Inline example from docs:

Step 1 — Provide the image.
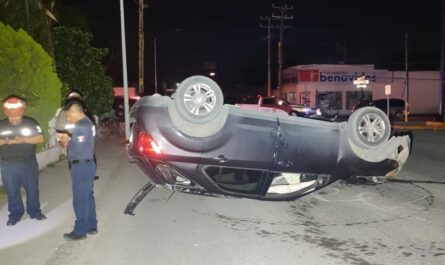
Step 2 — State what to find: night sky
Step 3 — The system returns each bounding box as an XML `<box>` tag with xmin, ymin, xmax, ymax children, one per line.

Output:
<box><xmin>77</xmin><ymin>0</ymin><xmax>442</xmax><ymax>95</ymax></box>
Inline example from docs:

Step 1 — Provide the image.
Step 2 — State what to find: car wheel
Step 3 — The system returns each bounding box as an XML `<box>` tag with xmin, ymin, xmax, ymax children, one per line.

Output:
<box><xmin>174</xmin><ymin>75</ymin><xmax>224</xmax><ymax>123</ymax></box>
<box><xmin>290</xmin><ymin>111</ymin><xmax>300</xmax><ymax>117</ymax></box>
<box><xmin>348</xmin><ymin>106</ymin><xmax>391</xmax><ymax>149</ymax></box>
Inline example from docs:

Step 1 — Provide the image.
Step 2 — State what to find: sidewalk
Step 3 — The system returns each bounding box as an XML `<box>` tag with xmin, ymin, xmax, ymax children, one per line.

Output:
<box><xmin>0</xmin><ymin>137</ymin><xmax>130</xmax><ymax>254</ymax></box>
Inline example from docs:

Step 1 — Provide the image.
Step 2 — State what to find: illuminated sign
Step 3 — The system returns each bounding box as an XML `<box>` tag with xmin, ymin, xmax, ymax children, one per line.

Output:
<box><xmin>296</xmin><ymin>69</ymin><xmax>378</xmax><ymax>83</ymax></box>
<box><xmin>320</xmin><ymin>71</ymin><xmax>376</xmax><ymax>83</ymax></box>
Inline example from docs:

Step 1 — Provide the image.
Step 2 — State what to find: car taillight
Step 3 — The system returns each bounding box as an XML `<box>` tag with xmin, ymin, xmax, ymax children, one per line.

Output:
<box><xmin>138</xmin><ymin>132</ymin><xmax>162</xmax><ymax>156</ymax></box>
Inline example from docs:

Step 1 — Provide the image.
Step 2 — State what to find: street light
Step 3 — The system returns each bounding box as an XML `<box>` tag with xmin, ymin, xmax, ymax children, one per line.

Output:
<box><xmin>153</xmin><ymin>29</ymin><xmax>182</xmax><ymax>94</ymax></box>
<box><xmin>353</xmin><ymin>76</ymin><xmax>369</xmax><ymax>104</ymax></box>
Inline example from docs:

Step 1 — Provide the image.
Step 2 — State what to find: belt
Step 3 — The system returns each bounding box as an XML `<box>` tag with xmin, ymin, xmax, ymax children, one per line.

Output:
<box><xmin>70</xmin><ymin>159</ymin><xmax>93</xmax><ymax>165</ymax></box>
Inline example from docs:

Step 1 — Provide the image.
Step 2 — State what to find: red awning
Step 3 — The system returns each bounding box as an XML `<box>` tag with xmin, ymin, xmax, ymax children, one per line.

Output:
<box><xmin>113</xmin><ymin>87</ymin><xmax>138</xmax><ymax>98</ymax></box>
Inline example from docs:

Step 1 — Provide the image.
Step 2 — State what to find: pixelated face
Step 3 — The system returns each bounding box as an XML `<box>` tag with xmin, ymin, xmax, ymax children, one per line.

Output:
<box><xmin>66</xmin><ymin>104</ymin><xmax>83</xmax><ymax>124</ymax></box>
<box><xmin>66</xmin><ymin>106</ymin><xmax>77</xmax><ymax>124</ymax></box>
<box><xmin>8</xmin><ymin>115</ymin><xmax>22</xmax><ymax>126</ymax></box>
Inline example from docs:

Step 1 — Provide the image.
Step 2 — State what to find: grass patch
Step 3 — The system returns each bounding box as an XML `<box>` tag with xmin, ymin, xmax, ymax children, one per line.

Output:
<box><xmin>0</xmin><ymin>186</ymin><xmax>5</xmax><ymax>196</ymax></box>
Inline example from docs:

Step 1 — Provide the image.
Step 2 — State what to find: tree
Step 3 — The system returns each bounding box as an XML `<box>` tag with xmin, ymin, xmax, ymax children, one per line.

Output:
<box><xmin>0</xmin><ymin>0</ymin><xmax>57</xmax><ymax>56</ymax></box>
<box><xmin>0</xmin><ymin>21</ymin><xmax>62</xmax><ymax>148</ymax></box>
<box><xmin>54</xmin><ymin>26</ymin><xmax>113</xmax><ymax>116</ymax></box>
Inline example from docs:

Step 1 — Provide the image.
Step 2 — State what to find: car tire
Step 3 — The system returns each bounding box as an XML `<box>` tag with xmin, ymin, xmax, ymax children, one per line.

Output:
<box><xmin>290</xmin><ymin>111</ymin><xmax>300</xmax><ymax>117</ymax></box>
<box><xmin>348</xmin><ymin>106</ymin><xmax>391</xmax><ymax>149</ymax></box>
<box><xmin>173</xmin><ymin>75</ymin><xmax>224</xmax><ymax>124</ymax></box>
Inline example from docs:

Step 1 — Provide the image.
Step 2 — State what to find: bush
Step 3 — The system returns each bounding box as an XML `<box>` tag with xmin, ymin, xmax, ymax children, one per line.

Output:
<box><xmin>0</xmin><ymin>21</ymin><xmax>62</xmax><ymax>150</ymax></box>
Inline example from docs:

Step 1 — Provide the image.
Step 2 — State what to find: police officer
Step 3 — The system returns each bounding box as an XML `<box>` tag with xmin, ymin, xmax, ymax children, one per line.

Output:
<box><xmin>54</xmin><ymin>90</ymin><xmax>93</xmax><ymax>145</ymax></box>
<box><xmin>62</xmin><ymin>99</ymin><xmax>97</xmax><ymax>240</ymax></box>
<box><xmin>0</xmin><ymin>96</ymin><xmax>46</xmax><ymax>226</ymax></box>
<box><xmin>54</xmin><ymin>90</ymin><xmax>99</xmax><ymax>180</ymax></box>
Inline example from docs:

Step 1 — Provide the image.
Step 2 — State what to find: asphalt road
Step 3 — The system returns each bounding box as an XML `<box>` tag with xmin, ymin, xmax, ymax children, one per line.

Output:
<box><xmin>0</xmin><ymin>131</ymin><xmax>444</xmax><ymax>265</ymax></box>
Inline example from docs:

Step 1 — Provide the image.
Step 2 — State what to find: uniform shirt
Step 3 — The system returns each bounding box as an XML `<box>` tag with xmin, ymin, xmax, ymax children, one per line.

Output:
<box><xmin>55</xmin><ymin>109</ymin><xmax>96</xmax><ymax>136</ymax></box>
<box><xmin>0</xmin><ymin>117</ymin><xmax>43</xmax><ymax>160</ymax></box>
<box><xmin>55</xmin><ymin>110</ymin><xmax>74</xmax><ymax>135</ymax></box>
<box><xmin>67</xmin><ymin>117</ymin><xmax>95</xmax><ymax>161</ymax></box>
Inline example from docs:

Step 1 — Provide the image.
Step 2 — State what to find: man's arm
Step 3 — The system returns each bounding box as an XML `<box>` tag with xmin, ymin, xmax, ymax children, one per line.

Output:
<box><xmin>6</xmin><ymin>135</ymin><xmax>44</xmax><ymax>145</ymax></box>
<box><xmin>23</xmin><ymin>134</ymin><xmax>44</xmax><ymax>144</ymax></box>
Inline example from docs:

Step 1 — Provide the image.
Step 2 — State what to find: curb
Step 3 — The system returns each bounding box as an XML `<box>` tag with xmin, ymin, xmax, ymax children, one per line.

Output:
<box><xmin>426</xmin><ymin>121</ymin><xmax>445</xmax><ymax>126</ymax></box>
<box><xmin>393</xmin><ymin>120</ymin><xmax>445</xmax><ymax>131</ymax></box>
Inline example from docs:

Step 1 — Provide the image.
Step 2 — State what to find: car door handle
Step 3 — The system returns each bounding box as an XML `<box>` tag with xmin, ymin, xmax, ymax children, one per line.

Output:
<box><xmin>277</xmin><ymin>160</ymin><xmax>293</xmax><ymax>167</ymax></box>
<box><xmin>212</xmin><ymin>155</ymin><xmax>229</xmax><ymax>163</ymax></box>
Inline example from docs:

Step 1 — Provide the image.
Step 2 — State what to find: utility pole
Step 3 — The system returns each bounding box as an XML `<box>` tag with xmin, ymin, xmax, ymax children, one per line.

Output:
<box><xmin>441</xmin><ymin>0</ymin><xmax>445</xmax><ymax>121</ymax></box>
<box><xmin>154</xmin><ymin>38</ymin><xmax>158</xmax><ymax>94</ymax></box>
<box><xmin>119</xmin><ymin>0</ymin><xmax>130</xmax><ymax>140</ymax></box>
<box><xmin>260</xmin><ymin>16</ymin><xmax>279</xmax><ymax>97</ymax></box>
<box><xmin>272</xmin><ymin>4</ymin><xmax>294</xmax><ymax>97</ymax></box>
<box><xmin>335</xmin><ymin>40</ymin><xmax>347</xmax><ymax>64</ymax></box>
<box><xmin>138</xmin><ymin>0</ymin><xmax>148</xmax><ymax>95</ymax></box>
<box><xmin>404</xmin><ymin>32</ymin><xmax>409</xmax><ymax>122</ymax></box>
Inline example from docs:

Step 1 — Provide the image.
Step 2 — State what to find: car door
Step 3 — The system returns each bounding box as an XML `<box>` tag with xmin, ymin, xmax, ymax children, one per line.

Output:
<box><xmin>199</xmin><ymin>110</ymin><xmax>279</xmax><ymax>170</ymax></box>
<box><xmin>272</xmin><ymin>115</ymin><xmax>341</xmax><ymax>174</ymax></box>
<box><xmin>196</xmin><ymin>110</ymin><xmax>280</xmax><ymax>197</ymax></box>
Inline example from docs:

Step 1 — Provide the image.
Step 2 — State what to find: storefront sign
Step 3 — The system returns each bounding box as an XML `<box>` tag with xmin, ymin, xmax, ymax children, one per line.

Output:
<box><xmin>296</xmin><ymin>69</ymin><xmax>377</xmax><ymax>83</ymax></box>
<box><xmin>320</xmin><ymin>71</ymin><xmax>377</xmax><ymax>83</ymax></box>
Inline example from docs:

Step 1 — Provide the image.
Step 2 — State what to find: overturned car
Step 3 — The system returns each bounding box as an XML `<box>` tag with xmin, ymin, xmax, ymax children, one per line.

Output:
<box><xmin>127</xmin><ymin>76</ymin><xmax>412</xmax><ymax>201</ymax></box>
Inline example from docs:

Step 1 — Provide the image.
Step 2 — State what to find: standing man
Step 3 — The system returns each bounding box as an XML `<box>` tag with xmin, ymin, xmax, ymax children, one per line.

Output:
<box><xmin>54</xmin><ymin>90</ymin><xmax>99</xmax><ymax>180</ymax></box>
<box><xmin>63</xmin><ymin>99</ymin><xmax>97</xmax><ymax>240</ymax></box>
<box><xmin>0</xmin><ymin>96</ymin><xmax>46</xmax><ymax>226</ymax></box>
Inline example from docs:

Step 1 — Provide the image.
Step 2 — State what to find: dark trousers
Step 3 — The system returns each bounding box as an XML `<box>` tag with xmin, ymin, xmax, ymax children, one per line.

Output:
<box><xmin>70</xmin><ymin>160</ymin><xmax>97</xmax><ymax>235</ymax></box>
<box><xmin>1</xmin><ymin>157</ymin><xmax>42</xmax><ymax>221</ymax></box>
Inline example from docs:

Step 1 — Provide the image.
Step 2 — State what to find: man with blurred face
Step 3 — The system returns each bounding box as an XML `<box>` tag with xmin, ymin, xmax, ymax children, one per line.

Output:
<box><xmin>62</xmin><ymin>99</ymin><xmax>97</xmax><ymax>240</ymax></box>
<box><xmin>54</xmin><ymin>90</ymin><xmax>99</xmax><ymax>180</ymax></box>
<box><xmin>0</xmin><ymin>96</ymin><xmax>46</xmax><ymax>226</ymax></box>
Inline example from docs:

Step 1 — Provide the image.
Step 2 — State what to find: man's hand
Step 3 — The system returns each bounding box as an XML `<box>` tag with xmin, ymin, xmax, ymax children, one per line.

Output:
<box><xmin>6</xmin><ymin>136</ymin><xmax>25</xmax><ymax>145</ymax></box>
<box><xmin>57</xmin><ymin>133</ymin><xmax>71</xmax><ymax>149</ymax></box>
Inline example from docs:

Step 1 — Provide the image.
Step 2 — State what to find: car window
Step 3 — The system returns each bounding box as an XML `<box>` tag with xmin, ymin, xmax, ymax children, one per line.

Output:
<box><xmin>374</xmin><ymin>100</ymin><xmax>386</xmax><ymax>108</ymax></box>
<box><xmin>205</xmin><ymin>166</ymin><xmax>264</xmax><ymax>194</ymax></box>
<box><xmin>266</xmin><ymin>172</ymin><xmax>319</xmax><ymax>196</ymax></box>
<box><xmin>372</xmin><ymin>99</ymin><xmax>405</xmax><ymax>108</ymax></box>
<box><xmin>390</xmin><ymin>99</ymin><xmax>405</xmax><ymax>107</ymax></box>
<box><xmin>262</xmin><ymin>98</ymin><xmax>275</xmax><ymax>105</ymax></box>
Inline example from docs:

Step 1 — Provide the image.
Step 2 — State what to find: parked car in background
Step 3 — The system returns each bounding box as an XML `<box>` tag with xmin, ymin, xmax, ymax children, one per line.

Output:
<box><xmin>258</xmin><ymin>97</ymin><xmax>319</xmax><ymax>117</ymax></box>
<box><xmin>127</xmin><ymin>76</ymin><xmax>412</xmax><ymax>201</ymax></box>
<box><xmin>354</xmin><ymin>98</ymin><xmax>407</xmax><ymax>121</ymax></box>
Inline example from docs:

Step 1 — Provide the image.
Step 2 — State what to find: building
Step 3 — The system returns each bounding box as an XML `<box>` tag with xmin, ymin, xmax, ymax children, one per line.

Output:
<box><xmin>281</xmin><ymin>64</ymin><xmax>440</xmax><ymax>115</ymax></box>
